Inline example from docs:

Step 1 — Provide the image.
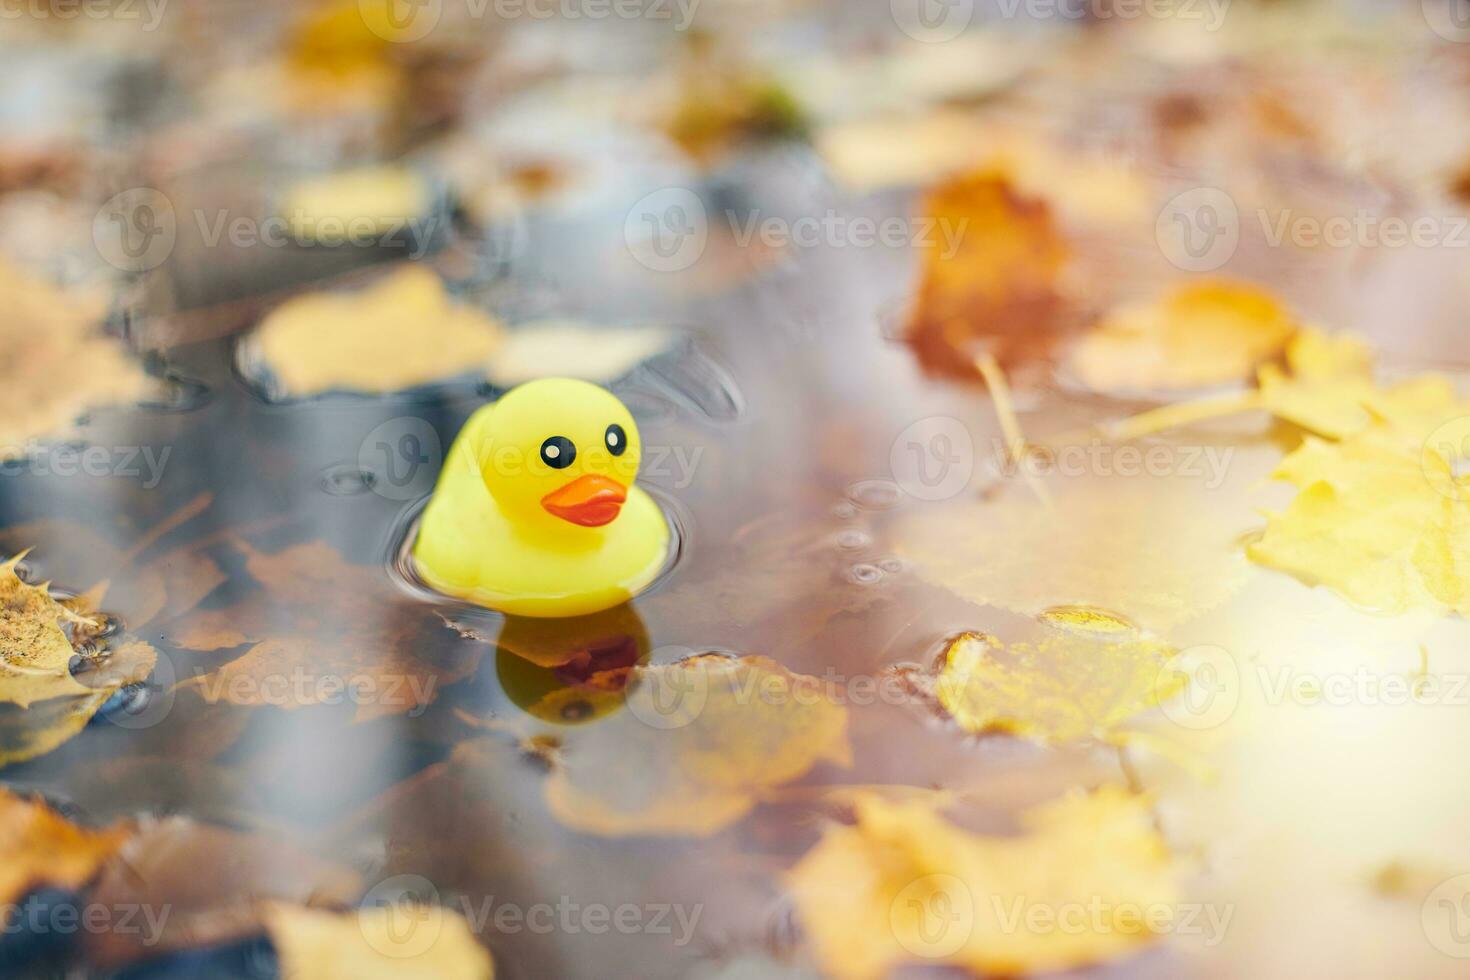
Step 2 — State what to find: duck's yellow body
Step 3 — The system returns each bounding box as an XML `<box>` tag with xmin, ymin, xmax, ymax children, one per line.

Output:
<box><xmin>413</xmin><ymin>378</ymin><xmax>671</xmax><ymax>618</ymax></box>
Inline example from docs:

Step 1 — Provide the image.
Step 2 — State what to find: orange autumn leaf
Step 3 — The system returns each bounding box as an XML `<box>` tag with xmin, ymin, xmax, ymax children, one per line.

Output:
<box><xmin>1069</xmin><ymin>280</ymin><xmax>1298</xmax><ymax>392</ymax></box>
<box><xmin>787</xmin><ymin>786</ymin><xmax>1176</xmax><ymax>980</ymax></box>
<box><xmin>0</xmin><ymin>788</ymin><xmax>133</xmax><ymax>911</ymax></box>
<box><xmin>544</xmin><ymin>655</ymin><xmax>850</xmax><ymax>837</ymax></box>
<box><xmin>905</xmin><ymin>170</ymin><xmax>1071</xmax><ymax>376</ymax></box>
<box><xmin>172</xmin><ymin>540</ymin><xmax>480</xmax><ymax>721</ymax></box>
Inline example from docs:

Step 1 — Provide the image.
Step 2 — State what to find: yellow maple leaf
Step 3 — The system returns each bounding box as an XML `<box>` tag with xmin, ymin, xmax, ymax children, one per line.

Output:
<box><xmin>0</xmin><ymin>555</ymin><xmax>157</xmax><ymax>767</ymax></box>
<box><xmin>787</xmin><ymin>785</ymin><xmax>1176</xmax><ymax>980</ymax></box>
<box><xmin>1070</xmin><ymin>279</ymin><xmax>1298</xmax><ymax>392</ymax></box>
<box><xmin>544</xmin><ymin>655</ymin><xmax>850</xmax><ymax>837</ymax></box>
<box><xmin>1248</xmin><ymin>427</ymin><xmax>1470</xmax><ymax>615</ymax></box>
<box><xmin>935</xmin><ymin>629</ymin><xmax>1186</xmax><ymax>744</ymax></box>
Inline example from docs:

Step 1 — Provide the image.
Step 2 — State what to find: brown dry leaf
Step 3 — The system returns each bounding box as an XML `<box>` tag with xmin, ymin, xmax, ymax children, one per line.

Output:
<box><xmin>1070</xmin><ymin>280</ymin><xmax>1298</xmax><ymax>392</ymax></box>
<box><xmin>0</xmin><ymin>554</ymin><xmax>158</xmax><ymax>767</ymax></box>
<box><xmin>544</xmin><ymin>655</ymin><xmax>850</xmax><ymax>837</ymax></box>
<box><xmin>248</xmin><ymin>266</ymin><xmax>504</xmax><ymax>397</ymax></box>
<box><xmin>0</xmin><ymin>257</ymin><xmax>154</xmax><ymax>457</ymax></box>
<box><xmin>263</xmin><ymin>901</ymin><xmax>494</xmax><ymax>980</ymax></box>
<box><xmin>84</xmin><ymin>817</ymin><xmax>363</xmax><ymax>970</ymax></box>
<box><xmin>0</xmin><ymin>788</ymin><xmax>133</xmax><ymax>910</ymax></box>
<box><xmin>935</xmin><ymin>629</ymin><xmax>1185</xmax><ymax>744</ymax></box>
<box><xmin>905</xmin><ymin>169</ymin><xmax>1072</xmax><ymax>376</ymax></box>
<box><xmin>787</xmin><ymin>785</ymin><xmax>1176</xmax><ymax>980</ymax></box>
<box><xmin>172</xmin><ymin>540</ymin><xmax>479</xmax><ymax>721</ymax></box>
<box><xmin>894</xmin><ymin>475</ymin><xmax>1252</xmax><ymax>631</ymax></box>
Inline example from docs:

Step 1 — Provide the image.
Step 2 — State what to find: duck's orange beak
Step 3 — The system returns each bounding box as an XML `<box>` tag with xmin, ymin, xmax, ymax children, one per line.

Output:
<box><xmin>541</xmin><ymin>474</ymin><xmax>627</xmax><ymax>527</ymax></box>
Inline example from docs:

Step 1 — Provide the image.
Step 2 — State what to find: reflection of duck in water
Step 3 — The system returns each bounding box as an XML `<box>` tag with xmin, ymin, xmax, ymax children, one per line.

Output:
<box><xmin>495</xmin><ymin>604</ymin><xmax>650</xmax><ymax>725</ymax></box>
<box><xmin>413</xmin><ymin>378</ymin><xmax>671</xmax><ymax>617</ymax></box>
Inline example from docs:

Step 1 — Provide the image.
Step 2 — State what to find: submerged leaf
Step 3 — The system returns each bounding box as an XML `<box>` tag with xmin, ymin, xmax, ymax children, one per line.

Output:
<box><xmin>263</xmin><ymin>902</ymin><xmax>494</xmax><ymax>980</ymax></box>
<box><xmin>0</xmin><ymin>788</ymin><xmax>132</xmax><ymax>911</ymax></box>
<box><xmin>905</xmin><ymin>169</ymin><xmax>1071</xmax><ymax>376</ymax></box>
<box><xmin>1070</xmin><ymin>280</ymin><xmax>1297</xmax><ymax>392</ymax></box>
<box><xmin>544</xmin><ymin>655</ymin><xmax>850</xmax><ymax>837</ymax></box>
<box><xmin>935</xmin><ymin>630</ymin><xmax>1184</xmax><ymax>744</ymax></box>
<box><xmin>787</xmin><ymin>786</ymin><xmax>1176</xmax><ymax>980</ymax></box>
<box><xmin>248</xmin><ymin>266</ymin><xmax>504</xmax><ymax>397</ymax></box>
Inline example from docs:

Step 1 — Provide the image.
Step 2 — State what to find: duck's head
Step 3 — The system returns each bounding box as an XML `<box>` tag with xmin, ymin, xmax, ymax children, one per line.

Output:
<box><xmin>475</xmin><ymin>378</ymin><xmax>643</xmax><ymax>532</ymax></box>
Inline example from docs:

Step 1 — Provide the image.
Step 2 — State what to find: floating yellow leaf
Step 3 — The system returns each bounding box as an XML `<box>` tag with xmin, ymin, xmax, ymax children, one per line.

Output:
<box><xmin>905</xmin><ymin>169</ymin><xmax>1071</xmax><ymax>376</ymax></box>
<box><xmin>0</xmin><ymin>555</ymin><xmax>158</xmax><ymax>767</ymax></box>
<box><xmin>895</xmin><ymin>475</ymin><xmax>1253</xmax><ymax>631</ymax></box>
<box><xmin>787</xmin><ymin>786</ymin><xmax>1176</xmax><ymax>980</ymax></box>
<box><xmin>544</xmin><ymin>655</ymin><xmax>850</xmax><ymax>837</ymax></box>
<box><xmin>263</xmin><ymin>902</ymin><xmax>494</xmax><ymax>980</ymax></box>
<box><xmin>936</xmin><ymin>630</ymin><xmax>1184</xmax><ymax>744</ymax></box>
<box><xmin>279</xmin><ymin>165</ymin><xmax>432</xmax><ymax>241</ymax></box>
<box><xmin>0</xmin><ymin>788</ymin><xmax>133</xmax><ymax>910</ymax></box>
<box><xmin>1248</xmin><ymin>426</ymin><xmax>1470</xmax><ymax>615</ymax></box>
<box><xmin>0</xmin><ymin>258</ymin><xmax>153</xmax><ymax>458</ymax></box>
<box><xmin>485</xmin><ymin>322</ymin><xmax>674</xmax><ymax>387</ymax></box>
<box><xmin>247</xmin><ymin>266</ymin><xmax>504</xmax><ymax>397</ymax></box>
<box><xmin>1070</xmin><ymin>280</ymin><xmax>1297</xmax><ymax>392</ymax></box>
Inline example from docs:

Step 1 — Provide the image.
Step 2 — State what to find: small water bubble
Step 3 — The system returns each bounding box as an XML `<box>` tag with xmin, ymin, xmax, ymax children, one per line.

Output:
<box><xmin>12</xmin><ymin>559</ymin><xmax>32</xmax><ymax>582</ymax></box>
<box><xmin>848</xmin><ymin>563</ymin><xmax>885</xmax><ymax>585</ymax></box>
<box><xmin>95</xmin><ymin>614</ymin><xmax>123</xmax><ymax>638</ymax></box>
<box><xmin>848</xmin><ymin>480</ymin><xmax>901</xmax><ymax>510</ymax></box>
<box><xmin>879</xmin><ymin>558</ymin><xmax>904</xmax><ymax>574</ymax></box>
<box><xmin>832</xmin><ymin>501</ymin><xmax>858</xmax><ymax>520</ymax></box>
<box><xmin>320</xmin><ymin>465</ymin><xmax>376</xmax><ymax>496</ymax></box>
<box><xmin>560</xmin><ymin>700</ymin><xmax>594</xmax><ymax>722</ymax></box>
<box><xmin>834</xmin><ymin>529</ymin><xmax>871</xmax><ymax>551</ymax></box>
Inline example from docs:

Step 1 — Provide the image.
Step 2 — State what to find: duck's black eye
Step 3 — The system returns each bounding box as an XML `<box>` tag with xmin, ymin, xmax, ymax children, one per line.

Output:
<box><xmin>540</xmin><ymin>436</ymin><xmax>576</xmax><ymax>469</ymax></box>
<box><xmin>605</xmin><ymin>424</ymin><xmax>627</xmax><ymax>457</ymax></box>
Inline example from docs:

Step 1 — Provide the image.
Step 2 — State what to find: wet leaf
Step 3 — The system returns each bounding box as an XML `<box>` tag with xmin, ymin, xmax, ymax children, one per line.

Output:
<box><xmin>172</xmin><ymin>540</ymin><xmax>479</xmax><ymax>721</ymax></box>
<box><xmin>787</xmin><ymin>785</ymin><xmax>1175</xmax><ymax>980</ymax></box>
<box><xmin>895</xmin><ymin>475</ymin><xmax>1253</xmax><ymax>631</ymax></box>
<box><xmin>0</xmin><ymin>258</ymin><xmax>154</xmax><ymax>457</ymax></box>
<box><xmin>905</xmin><ymin>169</ymin><xmax>1072</xmax><ymax>376</ymax></box>
<box><xmin>279</xmin><ymin>165</ymin><xmax>432</xmax><ymax>242</ymax></box>
<box><xmin>1248</xmin><ymin>426</ymin><xmax>1470</xmax><ymax>615</ymax></box>
<box><xmin>263</xmin><ymin>901</ymin><xmax>494</xmax><ymax>980</ymax></box>
<box><xmin>0</xmin><ymin>788</ymin><xmax>132</xmax><ymax>909</ymax></box>
<box><xmin>544</xmin><ymin>655</ymin><xmax>850</xmax><ymax>837</ymax></box>
<box><xmin>666</xmin><ymin>67</ymin><xmax>807</xmax><ymax>162</ymax></box>
<box><xmin>0</xmin><ymin>554</ymin><xmax>158</xmax><ymax>767</ymax></box>
<box><xmin>84</xmin><ymin>817</ymin><xmax>363</xmax><ymax>970</ymax></box>
<box><xmin>247</xmin><ymin>266</ymin><xmax>504</xmax><ymax>397</ymax></box>
<box><xmin>1070</xmin><ymin>280</ymin><xmax>1298</xmax><ymax>392</ymax></box>
<box><xmin>935</xmin><ymin>629</ymin><xmax>1185</xmax><ymax>744</ymax></box>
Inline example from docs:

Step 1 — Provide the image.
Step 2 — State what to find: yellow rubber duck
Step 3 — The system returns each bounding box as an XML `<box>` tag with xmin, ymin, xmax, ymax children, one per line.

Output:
<box><xmin>413</xmin><ymin>378</ymin><xmax>672</xmax><ymax>617</ymax></box>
